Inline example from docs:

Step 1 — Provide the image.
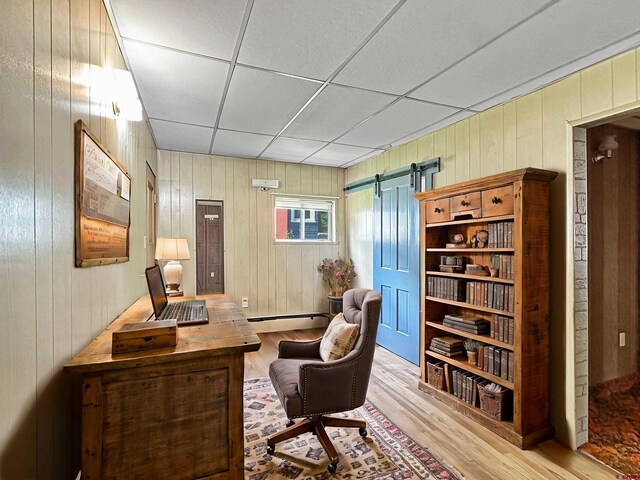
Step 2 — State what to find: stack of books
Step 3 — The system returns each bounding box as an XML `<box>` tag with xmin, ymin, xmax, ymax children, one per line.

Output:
<box><xmin>466</xmin><ymin>282</ymin><xmax>514</xmax><ymax>313</ymax></box>
<box><xmin>442</xmin><ymin>314</ymin><xmax>489</xmax><ymax>334</ymax></box>
<box><xmin>429</xmin><ymin>336</ymin><xmax>464</xmax><ymax>357</ymax></box>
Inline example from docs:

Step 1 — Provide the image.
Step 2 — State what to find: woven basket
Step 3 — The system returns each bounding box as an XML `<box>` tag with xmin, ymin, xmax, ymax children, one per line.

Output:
<box><xmin>427</xmin><ymin>361</ymin><xmax>446</xmax><ymax>390</ymax></box>
<box><xmin>478</xmin><ymin>384</ymin><xmax>512</xmax><ymax>421</ymax></box>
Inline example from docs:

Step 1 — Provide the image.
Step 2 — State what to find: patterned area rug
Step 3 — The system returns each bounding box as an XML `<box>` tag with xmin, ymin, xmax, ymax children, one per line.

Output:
<box><xmin>581</xmin><ymin>376</ymin><xmax>640</xmax><ymax>474</ymax></box>
<box><xmin>244</xmin><ymin>378</ymin><xmax>461</xmax><ymax>479</ymax></box>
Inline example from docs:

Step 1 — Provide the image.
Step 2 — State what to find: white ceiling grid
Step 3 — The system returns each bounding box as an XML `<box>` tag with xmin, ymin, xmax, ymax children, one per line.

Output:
<box><xmin>108</xmin><ymin>0</ymin><xmax>640</xmax><ymax>168</ymax></box>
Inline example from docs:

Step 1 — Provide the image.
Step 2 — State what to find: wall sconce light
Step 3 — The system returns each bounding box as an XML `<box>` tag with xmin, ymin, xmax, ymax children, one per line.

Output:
<box><xmin>591</xmin><ymin>134</ymin><xmax>619</xmax><ymax>163</ymax></box>
<box><xmin>111</xmin><ymin>69</ymin><xmax>143</xmax><ymax>122</ymax></box>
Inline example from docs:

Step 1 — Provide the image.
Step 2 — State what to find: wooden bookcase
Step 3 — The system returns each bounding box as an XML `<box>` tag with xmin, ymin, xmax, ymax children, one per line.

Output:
<box><xmin>413</xmin><ymin>168</ymin><xmax>557</xmax><ymax>449</ymax></box>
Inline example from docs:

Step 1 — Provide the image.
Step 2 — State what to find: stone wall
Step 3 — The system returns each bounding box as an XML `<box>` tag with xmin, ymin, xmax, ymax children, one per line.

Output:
<box><xmin>573</xmin><ymin>126</ymin><xmax>588</xmax><ymax>447</ymax></box>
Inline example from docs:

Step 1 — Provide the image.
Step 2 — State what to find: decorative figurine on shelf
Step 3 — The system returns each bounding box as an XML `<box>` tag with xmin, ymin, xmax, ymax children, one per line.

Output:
<box><xmin>470</xmin><ymin>229</ymin><xmax>489</xmax><ymax>248</ymax></box>
<box><xmin>446</xmin><ymin>233</ymin><xmax>468</xmax><ymax>249</ymax></box>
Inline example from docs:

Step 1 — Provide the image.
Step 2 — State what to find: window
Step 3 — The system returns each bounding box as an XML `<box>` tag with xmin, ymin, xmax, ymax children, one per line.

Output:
<box><xmin>275</xmin><ymin>196</ymin><xmax>335</xmax><ymax>242</ymax></box>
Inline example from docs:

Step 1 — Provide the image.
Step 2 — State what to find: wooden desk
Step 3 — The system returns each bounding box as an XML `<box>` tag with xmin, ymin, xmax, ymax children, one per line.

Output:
<box><xmin>65</xmin><ymin>295</ymin><xmax>261</xmax><ymax>480</ymax></box>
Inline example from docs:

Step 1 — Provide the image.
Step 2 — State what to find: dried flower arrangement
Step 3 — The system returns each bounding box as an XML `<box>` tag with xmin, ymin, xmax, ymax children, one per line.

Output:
<box><xmin>317</xmin><ymin>257</ymin><xmax>356</xmax><ymax>297</ymax></box>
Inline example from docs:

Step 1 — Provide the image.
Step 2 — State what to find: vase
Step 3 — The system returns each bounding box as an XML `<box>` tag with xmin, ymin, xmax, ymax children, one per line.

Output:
<box><xmin>327</xmin><ymin>295</ymin><xmax>343</xmax><ymax>315</ymax></box>
<box><xmin>467</xmin><ymin>351</ymin><xmax>478</xmax><ymax>365</ymax></box>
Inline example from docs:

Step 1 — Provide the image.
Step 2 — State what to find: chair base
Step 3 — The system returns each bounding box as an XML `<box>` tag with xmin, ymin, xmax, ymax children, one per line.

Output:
<box><xmin>266</xmin><ymin>416</ymin><xmax>368</xmax><ymax>472</ymax></box>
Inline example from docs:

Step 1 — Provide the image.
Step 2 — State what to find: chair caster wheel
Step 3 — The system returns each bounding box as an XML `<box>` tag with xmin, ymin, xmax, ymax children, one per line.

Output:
<box><xmin>286</xmin><ymin>419</ymin><xmax>294</xmax><ymax>427</ymax></box>
<box><xmin>266</xmin><ymin>445</ymin><xmax>275</xmax><ymax>455</ymax></box>
<box><xmin>359</xmin><ymin>427</ymin><xmax>368</xmax><ymax>438</ymax></box>
<box><xmin>328</xmin><ymin>462</ymin><xmax>337</xmax><ymax>473</ymax></box>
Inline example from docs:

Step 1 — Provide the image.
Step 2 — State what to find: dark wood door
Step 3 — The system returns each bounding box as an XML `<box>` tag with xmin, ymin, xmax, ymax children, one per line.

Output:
<box><xmin>196</xmin><ymin>200</ymin><xmax>224</xmax><ymax>294</ymax></box>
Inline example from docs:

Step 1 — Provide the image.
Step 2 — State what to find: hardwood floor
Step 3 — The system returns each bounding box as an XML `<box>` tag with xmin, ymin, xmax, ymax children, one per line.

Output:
<box><xmin>244</xmin><ymin>329</ymin><xmax>618</xmax><ymax>480</ymax></box>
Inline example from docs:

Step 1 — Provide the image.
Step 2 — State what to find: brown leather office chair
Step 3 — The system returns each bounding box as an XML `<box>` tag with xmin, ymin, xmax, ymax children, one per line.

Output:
<box><xmin>266</xmin><ymin>288</ymin><xmax>382</xmax><ymax>473</ymax></box>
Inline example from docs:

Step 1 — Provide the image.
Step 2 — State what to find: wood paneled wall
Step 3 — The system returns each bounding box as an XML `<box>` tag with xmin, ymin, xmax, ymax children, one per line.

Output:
<box><xmin>0</xmin><ymin>1</ymin><xmax>157</xmax><ymax>478</ymax></box>
<box><xmin>345</xmin><ymin>49</ymin><xmax>640</xmax><ymax>447</ymax></box>
<box><xmin>157</xmin><ymin>150</ymin><xmax>345</xmax><ymax>323</ymax></box>
<box><xmin>587</xmin><ymin>125</ymin><xmax>639</xmax><ymax>385</ymax></box>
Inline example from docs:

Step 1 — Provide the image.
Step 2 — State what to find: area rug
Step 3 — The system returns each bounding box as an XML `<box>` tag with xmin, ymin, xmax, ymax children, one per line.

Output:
<box><xmin>244</xmin><ymin>377</ymin><xmax>461</xmax><ymax>479</ymax></box>
<box><xmin>581</xmin><ymin>376</ymin><xmax>640</xmax><ymax>474</ymax></box>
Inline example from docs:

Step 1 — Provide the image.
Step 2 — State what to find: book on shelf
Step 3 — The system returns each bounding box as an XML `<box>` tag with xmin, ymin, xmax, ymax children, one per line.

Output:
<box><xmin>488</xmin><ymin>347</ymin><xmax>494</xmax><ymax>374</ymax></box>
<box><xmin>508</xmin><ymin>318</ymin><xmax>514</xmax><ymax>344</ymax></box>
<box><xmin>442</xmin><ymin>320</ymin><xmax>489</xmax><ymax>334</ymax></box>
<box><xmin>501</xmin><ymin>351</ymin><xmax>509</xmax><ymax>380</ymax></box>
<box><xmin>430</xmin><ymin>346</ymin><xmax>463</xmax><ymax>357</ymax></box>
<box><xmin>431</xmin><ymin>336</ymin><xmax>463</xmax><ymax>348</ymax></box>
<box><xmin>444</xmin><ymin>314</ymin><xmax>484</xmax><ymax>325</ymax></box>
<box><xmin>507</xmin><ymin>352</ymin><xmax>514</xmax><ymax>383</ymax></box>
<box><xmin>444</xmin><ymin>363</ymin><xmax>452</xmax><ymax>393</ymax></box>
<box><xmin>477</xmin><ymin>346</ymin><xmax>484</xmax><ymax>370</ymax></box>
<box><xmin>493</xmin><ymin>348</ymin><xmax>501</xmax><ymax>376</ymax></box>
<box><xmin>483</xmin><ymin>346</ymin><xmax>489</xmax><ymax>372</ymax></box>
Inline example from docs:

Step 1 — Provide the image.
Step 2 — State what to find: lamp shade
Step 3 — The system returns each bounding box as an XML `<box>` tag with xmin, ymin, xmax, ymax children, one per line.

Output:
<box><xmin>155</xmin><ymin>238</ymin><xmax>190</xmax><ymax>261</ymax></box>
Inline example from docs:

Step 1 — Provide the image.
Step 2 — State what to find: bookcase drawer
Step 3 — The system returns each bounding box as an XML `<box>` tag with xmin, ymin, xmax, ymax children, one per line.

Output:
<box><xmin>426</xmin><ymin>198</ymin><xmax>450</xmax><ymax>224</ymax></box>
<box><xmin>450</xmin><ymin>191</ymin><xmax>481</xmax><ymax>219</ymax></box>
<box><xmin>482</xmin><ymin>185</ymin><xmax>514</xmax><ymax>217</ymax></box>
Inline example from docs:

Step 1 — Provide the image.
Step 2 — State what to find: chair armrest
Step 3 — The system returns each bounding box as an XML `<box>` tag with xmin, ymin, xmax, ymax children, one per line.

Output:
<box><xmin>278</xmin><ymin>338</ymin><xmax>322</xmax><ymax>359</ymax></box>
<box><xmin>298</xmin><ymin>350</ymin><xmax>360</xmax><ymax>415</ymax></box>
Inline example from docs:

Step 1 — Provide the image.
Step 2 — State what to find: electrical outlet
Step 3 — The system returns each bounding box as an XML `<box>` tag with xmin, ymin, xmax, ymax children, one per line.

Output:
<box><xmin>619</xmin><ymin>332</ymin><xmax>626</xmax><ymax>347</ymax></box>
<box><xmin>242</xmin><ymin>297</ymin><xmax>249</xmax><ymax>308</ymax></box>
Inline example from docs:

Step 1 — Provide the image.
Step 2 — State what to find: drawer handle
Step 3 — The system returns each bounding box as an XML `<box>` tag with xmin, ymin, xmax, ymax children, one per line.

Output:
<box><xmin>434</xmin><ymin>207</ymin><xmax>443</xmax><ymax>213</ymax></box>
<box><xmin>491</xmin><ymin>196</ymin><xmax>502</xmax><ymax>205</ymax></box>
<box><xmin>460</xmin><ymin>200</ymin><xmax>470</xmax><ymax>207</ymax></box>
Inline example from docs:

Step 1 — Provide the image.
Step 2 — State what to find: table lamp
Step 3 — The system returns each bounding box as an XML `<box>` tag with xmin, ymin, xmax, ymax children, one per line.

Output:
<box><xmin>155</xmin><ymin>238</ymin><xmax>190</xmax><ymax>296</ymax></box>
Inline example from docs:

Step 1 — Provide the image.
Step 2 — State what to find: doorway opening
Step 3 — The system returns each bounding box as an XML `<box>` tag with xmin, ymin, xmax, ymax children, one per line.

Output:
<box><xmin>196</xmin><ymin>200</ymin><xmax>224</xmax><ymax>295</ymax></box>
<box><xmin>576</xmin><ymin>117</ymin><xmax>640</xmax><ymax>474</ymax></box>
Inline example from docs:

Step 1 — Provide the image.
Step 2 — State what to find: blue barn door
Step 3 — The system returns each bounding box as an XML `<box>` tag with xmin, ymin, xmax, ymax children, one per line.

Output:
<box><xmin>373</xmin><ymin>175</ymin><xmax>420</xmax><ymax>365</ymax></box>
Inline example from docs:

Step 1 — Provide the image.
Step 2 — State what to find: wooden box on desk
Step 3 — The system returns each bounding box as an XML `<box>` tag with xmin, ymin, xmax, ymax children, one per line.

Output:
<box><xmin>112</xmin><ymin>319</ymin><xmax>177</xmax><ymax>354</ymax></box>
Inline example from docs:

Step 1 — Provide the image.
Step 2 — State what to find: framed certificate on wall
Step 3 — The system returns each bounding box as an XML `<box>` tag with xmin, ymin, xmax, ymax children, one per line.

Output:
<box><xmin>74</xmin><ymin>120</ymin><xmax>131</xmax><ymax>267</ymax></box>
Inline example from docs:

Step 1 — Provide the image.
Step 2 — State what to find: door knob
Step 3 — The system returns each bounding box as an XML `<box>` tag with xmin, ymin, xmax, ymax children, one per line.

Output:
<box><xmin>434</xmin><ymin>207</ymin><xmax>442</xmax><ymax>213</ymax></box>
<box><xmin>460</xmin><ymin>200</ymin><xmax>470</xmax><ymax>207</ymax></box>
<box><xmin>491</xmin><ymin>196</ymin><xmax>501</xmax><ymax>204</ymax></box>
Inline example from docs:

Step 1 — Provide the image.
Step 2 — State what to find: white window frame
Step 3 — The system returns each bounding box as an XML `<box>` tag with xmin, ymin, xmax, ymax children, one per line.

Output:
<box><xmin>274</xmin><ymin>195</ymin><xmax>336</xmax><ymax>243</ymax></box>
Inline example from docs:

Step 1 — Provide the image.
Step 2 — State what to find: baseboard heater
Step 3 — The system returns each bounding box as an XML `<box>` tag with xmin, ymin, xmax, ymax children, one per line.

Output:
<box><xmin>247</xmin><ymin>312</ymin><xmax>330</xmax><ymax>322</ymax></box>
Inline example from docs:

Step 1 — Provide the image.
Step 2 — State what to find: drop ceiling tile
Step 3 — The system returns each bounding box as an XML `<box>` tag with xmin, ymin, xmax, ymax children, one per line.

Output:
<box><xmin>337</xmin><ymin>99</ymin><xmax>459</xmax><ymax>148</ymax></box>
<box><xmin>283</xmin><ymin>84</ymin><xmax>396</xmax><ymax>141</ymax></box>
<box><xmin>261</xmin><ymin>137</ymin><xmax>327</xmax><ymax>162</ymax></box>
<box><xmin>212</xmin><ymin>129</ymin><xmax>274</xmax><ymax>158</ymax></box>
<box><xmin>335</xmin><ymin>0</ymin><xmax>552</xmax><ymax>95</ymax></box>
<box><xmin>124</xmin><ymin>40</ymin><xmax>228</xmax><ymax>127</ymax></box>
<box><xmin>237</xmin><ymin>0</ymin><xmax>398</xmax><ymax>79</ymax></box>
<box><xmin>411</xmin><ymin>0</ymin><xmax>640</xmax><ymax>109</ymax></box>
<box><xmin>304</xmin><ymin>144</ymin><xmax>374</xmax><ymax>166</ymax></box>
<box><xmin>391</xmin><ymin>110</ymin><xmax>476</xmax><ymax>146</ymax></box>
<box><xmin>150</xmin><ymin>119</ymin><xmax>213</xmax><ymax>154</ymax></box>
<box><xmin>219</xmin><ymin>66</ymin><xmax>320</xmax><ymax>135</ymax></box>
<box><xmin>110</xmin><ymin>0</ymin><xmax>246</xmax><ymax>60</ymax></box>
<box><xmin>341</xmin><ymin>149</ymin><xmax>385</xmax><ymax>168</ymax></box>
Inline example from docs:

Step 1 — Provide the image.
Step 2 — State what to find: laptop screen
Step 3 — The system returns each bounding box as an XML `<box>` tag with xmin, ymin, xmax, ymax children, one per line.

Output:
<box><xmin>145</xmin><ymin>265</ymin><xmax>167</xmax><ymax>318</ymax></box>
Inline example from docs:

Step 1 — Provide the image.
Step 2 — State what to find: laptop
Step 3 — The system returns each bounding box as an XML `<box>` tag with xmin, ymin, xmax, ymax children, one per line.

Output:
<box><xmin>145</xmin><ymin>265</ymin><xmax>209</xmax><ymax>326</ymax></box>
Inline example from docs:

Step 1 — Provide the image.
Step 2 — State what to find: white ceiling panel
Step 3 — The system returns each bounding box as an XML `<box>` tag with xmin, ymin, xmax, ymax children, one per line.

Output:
<box><xmin>110</xmin><ymin>0</ymin><xmax>246</xmax><ymax>60</ymax></box>
<box><xmin>304</xmin><ymin>144</ymin><xmax>374</xmax><ymax>166</ymax></box>
<box><xmin>219</xmin><ymin>66</ymin><xmax>320</xmax><ymax>135</ymax></box>
<box><xmin>237</xmin><ymin>0</ymin><xmax>398</xmax><ymax>79</ymax></box>
<box><xmin>341</xmin><ymin>149</ymin><xmax>385</xmax><ymax>168</ymax></box>
<box><xmin>338</xmin><ymin>99</ymin><xmax>459</xmax><ymax>148</ymax></box>
<box><xmin>261</xmin><ymin>137</ymin><xmax>327</xmax><ymax>162</ymax></box>
<box><xmin>283</xmin><ymin>84</ymin><xmax>396</xmax><ymax>142</ymax></box>
<box><xmin>410</xmin><ymin>0</ymin><xmax>640</xmax><ymax>109</ymax></box>
<box><xmin>124</xmin><ymin>40</ymin><xmax>228</xmax><ymax>127</ymax></box>
<box><xmin>391</xmin><ymin>110</ymin><xmax>476</xmax><ymax>146</ymax></box>
<box><xmin>334</xmin><ymin>0</ymin><xmax>552</xmax><ymax>95</ymax></box>
<box><xmin>212</xmin><ymin>129</ymin><xmax>274</xmax><ymax>158</ymax></box>
<box><xmin>150</xmin><ymin>119</ymin><xmax>213</xmax><ymax>154</ymax></box>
